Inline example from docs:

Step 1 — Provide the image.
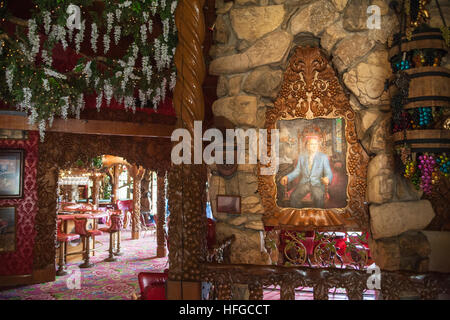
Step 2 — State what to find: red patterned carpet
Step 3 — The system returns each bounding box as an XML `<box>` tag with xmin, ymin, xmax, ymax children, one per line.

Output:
<box><xmin>0</xmin><ymin>228</ymin><xmax>168</xmax><ymax>300</ymax></box>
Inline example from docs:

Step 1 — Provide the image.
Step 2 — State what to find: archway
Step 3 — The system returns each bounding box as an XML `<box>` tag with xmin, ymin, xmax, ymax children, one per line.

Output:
<box><xmin>33</xmin><ymin>131</ymin><xmax>172</xmax><ymax>282</ymax></box>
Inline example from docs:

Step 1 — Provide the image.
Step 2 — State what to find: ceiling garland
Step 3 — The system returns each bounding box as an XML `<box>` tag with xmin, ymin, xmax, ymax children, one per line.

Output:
<box><xmin>0</xmin><ymin>0</ymin><xmax>178</xmax><ymax>141</ymax></box>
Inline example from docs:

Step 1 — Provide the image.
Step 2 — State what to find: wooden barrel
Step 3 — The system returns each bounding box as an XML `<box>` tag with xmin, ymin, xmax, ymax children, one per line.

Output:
<box><xmin>389</xmin><ymin>66</ymin><xmax>450</xmax><ymax>109</ymax></box>
<box><xmin>393</xmin><ymin>129</ymin><xmax>450</xmax><ymax>153</ymax></box>
<box><xmin>389</xmin><ymin>30</ymin><xmax>448</xmax><ymax>60</ymax></box>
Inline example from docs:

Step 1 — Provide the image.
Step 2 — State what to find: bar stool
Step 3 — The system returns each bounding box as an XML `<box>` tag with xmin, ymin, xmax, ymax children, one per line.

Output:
<box><xmin>99</xmin><ymin>213</ymin><xmax>123</xmax><ymax>262</ymax></box>
<box><xmin>74</xmin><ymin>217</ymin><xmax>102</xmax><ymax>268</ymax></box>
<box><xmin>56</xmin><ymin>219</ymin><xmax>80</xmax><ymax>276</ymax></box>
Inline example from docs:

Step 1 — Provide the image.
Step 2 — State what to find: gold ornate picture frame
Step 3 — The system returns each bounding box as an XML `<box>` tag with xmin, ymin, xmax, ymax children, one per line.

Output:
<box><xmin>258</xmin><ymin>47</ymin><xmax>369</xmax><ymax>231</ymax></box>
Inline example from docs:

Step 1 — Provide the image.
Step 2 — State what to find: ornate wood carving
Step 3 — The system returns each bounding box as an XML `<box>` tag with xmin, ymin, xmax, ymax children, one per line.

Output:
<box><xmin>168</xmin><ymin>0</ymin><xmax>208</xmax><ymax>286</ymax></box>
<box><xmin>130</xmin><ymin>165</ymin><xmax>145</xmax><ymax>239</ymax></box>
<box><xmin>173</xmin><ymin>0</ymin><xmax>206</xmax><ymax>134</ymax></box>
<box><xmin>201</xmin><ymin>263</ymin><xmax>450</xmax><ymax>300</ymax></box>
<box><xmin>167</xmin><ymin>164</ymin><xmax>207</xmax><ymax>282</ymax></box>
<box><xmin>156</xmin><ymin>171</ymin><xmax>167</xmax><ymax>258</ymax></box>
<box><xmin>258</xmin><ymin>47</ymin><xmax>369</xmax><ymax>231</ymax></box>
<box><xmin>140</xmin><ymin>170</ymin><xmax>151</xmax><ymax>214</ymax></box>
<box><xmin>33</xmin><ymin>132</ymin><xmax>171</xmax><ymax>271</ymax></box>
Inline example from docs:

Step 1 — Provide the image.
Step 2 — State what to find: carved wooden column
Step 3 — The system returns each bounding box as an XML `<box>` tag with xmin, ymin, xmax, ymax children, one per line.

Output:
<box><xmin>109</xmin><ymin>164</ymin><xmax>121</xmax><ymax>205</ymax></box>
<box><xmin>90</xmin><ymin>174</ymin><xmax>101</xmax><ymax>208</ymax></box>
<box><xmin>167</xmin><ymin>0</ymin><xmax>207</xmax><ymax>300</ymax></box>
<box><xmin>156</xmin><ymin>171</ymin><xmax>167</xmax><ymax>258</ymax></box>
<box><xmin>129</xmin><ymin>165</ymin><xmax>145</xmax><ymax>240</ymax></box>
<box><xmin>141</xmin><ymin>170</ymin><xmax>152</xmax><ymax>214</ymax></box>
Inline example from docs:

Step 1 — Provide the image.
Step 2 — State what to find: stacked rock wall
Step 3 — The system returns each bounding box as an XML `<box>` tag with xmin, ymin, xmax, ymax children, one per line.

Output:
<box><xmin>208</xmin><ymin>0</ymin><xmax>448</xmax><ymax>271</ymax></box>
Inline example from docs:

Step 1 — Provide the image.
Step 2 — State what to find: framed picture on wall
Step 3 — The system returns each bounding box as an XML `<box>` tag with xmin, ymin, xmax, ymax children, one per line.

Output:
<box><xmin>0</xmin><ymin>206</ymin><xmax>16</xmax><ymax>253</ymax></box>
<box><xmin>258</xmin><ymin>47</ymin><xmax>369</xmax><ymax>231</ymax></box>
<box><xmin>0</xmin><ymin>149</ymin><xmax>24</xmax><ymax>199</ymax></box>
<box><xmin>217</xmin><ymin>195</ymin><xmax>241</xmax><ymax>214</ymax></box>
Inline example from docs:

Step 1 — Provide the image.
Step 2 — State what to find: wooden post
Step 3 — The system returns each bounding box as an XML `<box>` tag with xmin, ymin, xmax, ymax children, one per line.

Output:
<box><xmin>109</xmin><ymin>164</ymin><xmax>121</xmax><ymax>205</ymax></box>
<box><xmin>156</xmin><ymin>171</ymin><xmax>167</xmax><ymax>258</ymax></box>
<box><xmin>129</xmin><ymin>165</ymin><xmax>145</xmax><ymax>240</ymax></box>
<box><xmin>141</xmin><ymin>170</ymin><xmax>152</xmax><ymax>214</ymax></box>
<box><xmin>90</xmin><ymin>174</ymin><xmax>101</xmax><ymax>208</ymax></box>
<box><xmin>167</xmin><ymin>0</ymin><xmax>207</xmax><ymax>300</ymax></box>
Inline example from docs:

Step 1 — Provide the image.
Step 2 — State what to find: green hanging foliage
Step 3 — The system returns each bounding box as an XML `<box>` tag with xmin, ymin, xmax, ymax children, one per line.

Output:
<box><xmin>0</xmin><ymin>0</ymin><xmax>178</xmax><ymax>141</ymax></box>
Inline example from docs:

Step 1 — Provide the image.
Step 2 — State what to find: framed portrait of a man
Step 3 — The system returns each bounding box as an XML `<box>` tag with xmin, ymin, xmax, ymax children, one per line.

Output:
<box><xmin>276</xmin><ymin>118</ymin><xmax>347</xmax><ymax>210</ymax></box>
<box><xmin>257</xmin><ymin>46</ymin><xmax>369</xmax><ymax>231</ymax></box>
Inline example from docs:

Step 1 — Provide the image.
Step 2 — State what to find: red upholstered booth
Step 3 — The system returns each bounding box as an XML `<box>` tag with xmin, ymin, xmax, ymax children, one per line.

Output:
<box><xmin>138</xmin><ymin>269</ymin><xmax>169</xmax><ymax>300</ymax></box>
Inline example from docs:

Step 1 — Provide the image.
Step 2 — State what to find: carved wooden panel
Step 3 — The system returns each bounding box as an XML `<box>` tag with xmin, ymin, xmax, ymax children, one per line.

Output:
<box><xmin>167</xmin><ymin>164</ymin><xmax>207</xmax><ymax>281</ymax></box>
<box><xmin>201</xmin><ymin>263</ymin><xmax>450</xmax><ymax>300</ymax></box>
<box><xmin>258</xmin><ymin>47</ymin><xmax>369</xmax><ymax>231</ymax></box>
<box><xmin>33</xmin><ymin>132</ymin><xmax>171</xmax><ymax>270</ymax></box>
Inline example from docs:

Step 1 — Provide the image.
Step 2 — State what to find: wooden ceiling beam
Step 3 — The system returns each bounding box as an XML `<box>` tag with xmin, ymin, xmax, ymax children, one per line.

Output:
<box><xmin>0</xmin><ymin>114</ymin><xmax>175</xmax><ymax>138</ymax></box>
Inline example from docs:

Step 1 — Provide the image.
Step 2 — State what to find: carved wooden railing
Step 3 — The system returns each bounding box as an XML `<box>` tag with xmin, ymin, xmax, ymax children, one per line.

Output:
<box><xmin>201</xmin><ymin>263</ymin><xmax>450</xmax><ymax>300</ymax></box>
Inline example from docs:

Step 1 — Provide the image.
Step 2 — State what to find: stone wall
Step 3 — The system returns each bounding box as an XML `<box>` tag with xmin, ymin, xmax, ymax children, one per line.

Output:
<box><xmin>208</xmin><ymin>0</ymin><xmax>447</xmax><ymax>270</ymax></box>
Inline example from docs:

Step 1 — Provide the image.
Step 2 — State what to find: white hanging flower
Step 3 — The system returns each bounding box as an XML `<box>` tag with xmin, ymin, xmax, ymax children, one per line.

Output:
<box><xmin>151</xmin><ymin>4</ymin><xmax>157</xmax><ymax>16</ymax></box>
<box><xmin>57</xmin><ymin>25</ymin><xmax>68</xmax><ymax>51</ymax></box>
<box><xmin>153</xmin><ymin>87</ymin><xmax>161</xmax><ymax>110</ymax></box>
<box><xmin>21</xmin><ymin>87</ymin><xmax>33</xmax><ymax>113</ymax></box>
<box><xmin>160</xmin><ymin>43</ymin><xmax>169</xmax><ymax>69</ymax></box>
<box><xmin>27</xmin><ymin>19</ymin><xmax>40</xmax><ymax>61</ymax></box>
<box><xmin>5</xmin><ymin>66</ymin><xmax>14</xmax><ymax>92</ymax></box>
<box><xmin>171</xmin><ymin>1</ymin><xmax>178</xmax><ymax>14</ymax></box>
<box><xmin>143</xmin><ymin>12</ymin><xmax>149</xmax><ymax>22</ymax></box>
<box><xmin>43</xmin><ymin>79</ymin><xmax>50</xmax><ymax>91</ymax></box>
<box><xmin>76</xmin><ymin>93</ymin><xmax>84</xmax><ymax>119</ymax></box>
<box><xmin>0</xmin><ymin>40</ymin><xmax>3</xmax><ymax>55</ymax></box>
<box><xmin>131</xmin><ymin>43</ymin><xmax>139</xmax><ymax>59</ymax></box>
<box><xmin>118</xmin><ymin>1</ymin><xmax>132</xmax><ymax>8</ymax></box>
<box><xmin>147</xmin><ymin>20</ymin><xmax>153</xmax><ymax>35</ymax></box>
<box><xmin>114</xmin><ymin>25</ymin><xmax>121</xmax><ymax>45</ymax></box>
<box><xmin>161</xmin><ymin>77</ymin><xmax>167</xmax><ymax>102</ymax></box>
<box><xmin>124</xmin><ymin>95</ymin><xmax>135</xmax><ymax>112</ymax></box>
<box><xmin>115</xmin><ymin>9</ymin><xmax>122</xmax><ymax>21</ymax></box>
<box><xmin>28</xmin><ymin>107</ymin><xmax>38</xmax><ymax>124</ymax></box>
<box><xmin>162</xmin><ymin>18</ymin><xmax>170</xmax><ymax>42</ymax></box>
<box><xmin>160</xmin><ymin>0</ymin><xmax>166</xmax><ymax>10</ymax></box>
<box><xmin>138</xmin><ymin>89</ymin><xmax>147</xmax><ymax>108</ymax></box>
<box><xmin>19</xmin><ymin>43</ymin><xmax>33</xmax><ymax>62</ymax></box>
<box><xmin>77</xmin><ymin>93</ymin><xmax>85</xmax><ymax>110</ymax></box>
<box><xmin>103</xmin><ymin>34</ymin><xmax>110</xmax><ymax>54</ymax></box>
<box><xmin>61</xmin><ymin>96</ymin><xmax>69</xmax><ymax>120</ymax></box>
<box><xmin>41</xmin><ymin>49</ymin><xmax>52</xmax><ymax>67</ymax></box>
<box><xmin>49</xmin><ymin>24</ymin><xmax>58</xmax><ymax>41</ymax></box>
<box><xmin>38</xmin><ymin>119</ymin><xmax>46</xmax><ymax>142</ymax></box>
<box><xmin>106</xmin><ymin>12</ymin><xmax>114</xmax><ymax>34</ymax></box>
<box><xmin>91</xmin><ymin>23</ymin><xmax>98</xmax><ymax>53</ymax></box>
<box><xmin>75</xmin><ymin>20</ymin><xmax>86</xmax><ymax>53</ymax></box>
<box><xmin>154</xmin><ymin>38</ymin><xmax>162</xmax><ymax>71</ymax></box>
<box><xmin>142</xmin><ymin>57</ymin><xmax>152</xmax><ymax>84</ymax></box>
<box><xmin>104</xmin><ymin>80</ymin><xmax>113</xmax><ymax>106</ymax></box>
<box><xmin>140</xmin><ymin>24</ymin><xmax>147</xmax><ymax>46</ymax></box>
<box><xmin>94</xmin><ymin>77</ymin><xmax>100</xmax><ymax>88</ymax></box>
<box><xmin>44</xmin><ymin>68</ymin><xmax>67</xmax><ymax>80</ymax></box>
<box><xmin>142</xmin><ymin>56</ymin><xmax>149</xmax><ymax>74</ymax></box>
<box><xmin>96</xmin><ymin>91</ymin><xmax>103</xmax><ymax>111</ymax></box>
<box><xmin>169</xmin><ymin>71</ymin><xmax>176</xmax><ymax>91</ymax></box>
<box><xmin>83</xmin><ymin>61</ymin><xmax>92</xmax><ymax>85</ymax></box>
<box><xmin>43</xmin><ymin>11</ymin><xmax>52</xmax><ymax>35</ymax></box>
